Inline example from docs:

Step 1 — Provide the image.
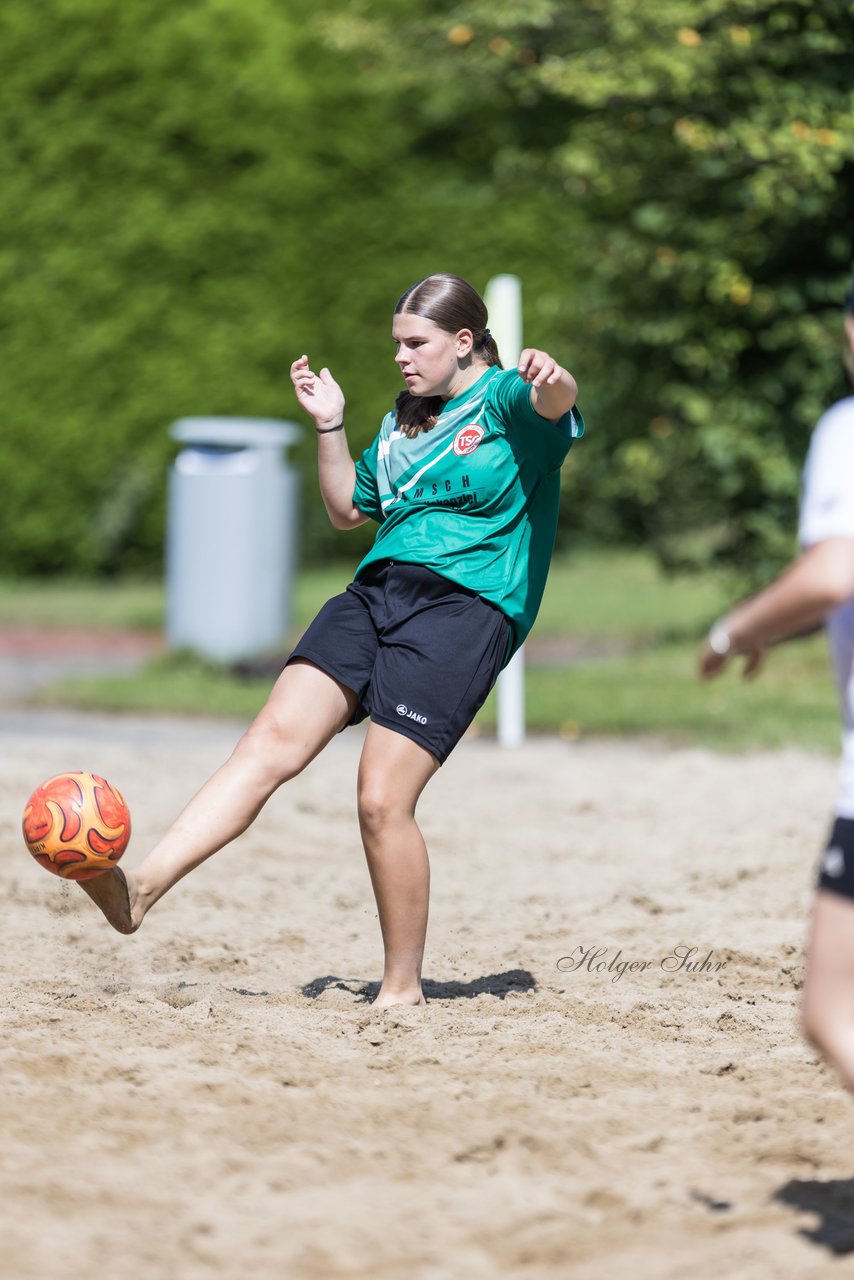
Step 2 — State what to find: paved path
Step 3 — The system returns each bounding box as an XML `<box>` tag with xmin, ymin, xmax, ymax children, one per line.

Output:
<box><xmin>0</xmin><ymin>627</ymin><xmax>161</xmax><ymax>702</ymax></box>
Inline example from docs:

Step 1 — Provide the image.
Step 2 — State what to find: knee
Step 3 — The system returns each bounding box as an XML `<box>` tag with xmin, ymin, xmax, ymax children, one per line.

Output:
<box><xmin>235</xmin><ymin>709</ymin><xmax>311</xmax><ymax>788</ymax></box>
<box><xmin>357</xmin><ymin>778</ymin><xmax>410</xmax><ymax>835</ymax></box>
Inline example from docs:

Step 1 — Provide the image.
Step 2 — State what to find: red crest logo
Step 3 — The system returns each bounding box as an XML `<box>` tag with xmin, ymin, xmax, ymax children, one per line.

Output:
<box><xmin>453</xmin><ymin>423</ymin><xmax>484</xmax><ymax>456</ymax></box>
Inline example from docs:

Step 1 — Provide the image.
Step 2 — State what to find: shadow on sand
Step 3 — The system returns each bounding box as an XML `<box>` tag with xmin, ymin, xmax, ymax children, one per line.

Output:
<box><xmin>301</xmin><ymin>968</ymin><xmax>537</xmax><ymax>1004</ymax></box>
<box><xmin>775</xmin><ymin>1177</ymin><xmax>854</xmax><ymax>1255</ymax></box>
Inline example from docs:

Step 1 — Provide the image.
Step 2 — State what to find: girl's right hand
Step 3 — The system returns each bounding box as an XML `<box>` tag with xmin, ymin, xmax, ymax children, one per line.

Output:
<box><xmin>290</xmin><ymin>355</ymin><xmax>345</xmax><ymax>429</ymax></box>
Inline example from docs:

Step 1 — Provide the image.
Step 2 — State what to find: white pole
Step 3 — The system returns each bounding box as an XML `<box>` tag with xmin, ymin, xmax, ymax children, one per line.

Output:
<box><xmin>484</xmin><ymin>274</ymin><xmax>525</xmax><ymax>749</ymax></box>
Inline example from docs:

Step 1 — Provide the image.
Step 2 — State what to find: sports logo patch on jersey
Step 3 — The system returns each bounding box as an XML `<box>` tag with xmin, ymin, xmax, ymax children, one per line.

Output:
<box><xmin>453</xmin><ymin>423</ymin><xmax>484</xmax><ymax>456</ymax></box>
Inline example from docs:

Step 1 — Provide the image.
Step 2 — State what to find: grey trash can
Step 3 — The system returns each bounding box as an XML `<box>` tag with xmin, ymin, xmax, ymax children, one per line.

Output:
<box><xmin>166</xmin><ymin>417</ymin><xmax>302</xmax><ymax>663</ymax></box>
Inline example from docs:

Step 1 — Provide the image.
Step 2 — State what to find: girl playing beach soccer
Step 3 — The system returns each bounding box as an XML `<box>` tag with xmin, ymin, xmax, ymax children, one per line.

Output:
<box><xmin>699</xmin><ymin>273</ymin><xmax>854</xmax><ymax>1085</ymax></box>
<box><xmin>81</xmin><ymin>272</ymin><xmax>583</xmax><ymax>1007</ymax></box>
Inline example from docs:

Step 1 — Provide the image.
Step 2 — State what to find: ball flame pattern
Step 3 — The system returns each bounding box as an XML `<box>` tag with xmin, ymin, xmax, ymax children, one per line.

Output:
<box><xmin>22</xmin><ymin>772</ymin><xmax>131</xmax><ymax>880</ymax></box>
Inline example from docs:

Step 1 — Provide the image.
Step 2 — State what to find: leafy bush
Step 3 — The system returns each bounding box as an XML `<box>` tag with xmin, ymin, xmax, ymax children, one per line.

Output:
<box><xmin>335</xmin><ymin>0</ymin><xmax>854</xmax><ymax>578</ymax></box>
<box><xmin>0</xmin><ymin>0</ymin><xmax>580</xmax><ymax>575</ymax></box>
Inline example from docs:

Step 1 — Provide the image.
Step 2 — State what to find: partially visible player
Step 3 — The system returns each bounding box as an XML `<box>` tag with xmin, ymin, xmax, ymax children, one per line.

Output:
<box><xmin>699</xmin><ymin>273</ymin><xmax>854</xmax><ymax>1087</ymax></box>
<box><xmin>77</xmin><ymin>273</ymin><xmax>583</xmax><ymax>1009</ymax></box>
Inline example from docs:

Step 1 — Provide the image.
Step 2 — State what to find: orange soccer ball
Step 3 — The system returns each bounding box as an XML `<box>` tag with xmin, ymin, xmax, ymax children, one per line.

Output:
<box><xmin>22</xmin><ymin>772</ymin><xmax>131</xmax><ymax>881</ymax></box>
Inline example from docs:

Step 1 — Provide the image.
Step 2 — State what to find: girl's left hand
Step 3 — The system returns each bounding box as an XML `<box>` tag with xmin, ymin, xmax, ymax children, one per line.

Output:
<box><xmin>518</xmin><ymin>349</ymin><xmax>566</xmax><ymax>389</ymax></box>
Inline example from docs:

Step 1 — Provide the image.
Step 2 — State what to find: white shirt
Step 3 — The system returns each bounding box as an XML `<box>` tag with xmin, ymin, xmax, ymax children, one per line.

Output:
<box><xmin>799</xmin><ymin>396</ymin><xmax>854</xmax><ymax>817</ymax></box>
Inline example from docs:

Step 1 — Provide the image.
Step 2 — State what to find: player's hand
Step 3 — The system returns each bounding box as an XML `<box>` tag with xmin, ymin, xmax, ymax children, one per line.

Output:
<box><xmin>740</xmin><ymin>647</ymin><xmax>767</xmax><ymax>680</ymax></box>
<box><xmin>518</xmin><ymin>349</ymin><xmax>566</xmax><ymax>389</ymax></box>
<box><xmin>699</xmin><ymin>643</ymin><xmax>729</xmax><ymax>680</ymax></box>
<box><xmin>290</xmin><ymin>355</ymin><xmax>345</xmax><ymax>428</ymax></box>
<box><xmin>699</xmin><ymin>642</ymin><xmax>767</xmax><ymax>681</ymax></box>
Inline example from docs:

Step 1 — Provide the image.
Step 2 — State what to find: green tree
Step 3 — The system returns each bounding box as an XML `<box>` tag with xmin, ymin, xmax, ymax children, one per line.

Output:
<box><xmin>0</xmin><ymin>0</ymin><xmax>583</xmax><ymax>575</ymax></box>
<box><xmin>337</xmin><ymin>0</ymin><xmax>854</xmax><ymax>575</ymax></box>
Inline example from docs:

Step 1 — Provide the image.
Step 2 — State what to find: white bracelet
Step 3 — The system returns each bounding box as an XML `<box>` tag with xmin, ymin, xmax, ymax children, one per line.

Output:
<box><xmin>707</xmin><ymin>621</ymin><xmax>732</xmax><ymax>656</ymax></box>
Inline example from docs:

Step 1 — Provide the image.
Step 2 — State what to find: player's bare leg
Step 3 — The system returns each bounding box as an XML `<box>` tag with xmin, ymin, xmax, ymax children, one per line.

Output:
<box><xmin>80</xmin><ymin>660</ymin><xmax>358</xmax><ymax>933</ymax></box>
<box><xmin>357</xmin><ymin>724</ymin><xmax>440</xmax><ymax>1008</ymax></box>
<box><xmin>801</xmin><ymin>890</ymin><xmax>854</xmax><ymax>1090</ymax></box>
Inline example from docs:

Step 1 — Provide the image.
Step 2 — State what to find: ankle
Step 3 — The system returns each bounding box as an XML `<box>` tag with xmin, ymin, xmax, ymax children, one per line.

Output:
<box><xmin>372</xmin><ymin>981</ymin><xmax>425</xmax><ymax>1008</ymax></box>
<box><xmin>123</xmin><ymin>870</ymin><xmax>150</xmax><ymax>922</ymax></box>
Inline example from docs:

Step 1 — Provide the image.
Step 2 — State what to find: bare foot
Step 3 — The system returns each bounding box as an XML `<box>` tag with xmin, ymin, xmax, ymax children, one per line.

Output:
<box><xmin>371</xmin><ymin>988</ymin><xmax>426</xmax><ymax>1009</ymax></box>
<box><xmin>78</xmin><ymin>866</ymin><xmax>139</xmax><ymax>935</ymax></box>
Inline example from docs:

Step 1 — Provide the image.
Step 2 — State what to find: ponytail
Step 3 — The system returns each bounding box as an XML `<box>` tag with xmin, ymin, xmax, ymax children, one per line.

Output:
<box><xmin>476</xmin><ymin>327</ymin><xmax>503</xmax><ymax>371</ymax></box>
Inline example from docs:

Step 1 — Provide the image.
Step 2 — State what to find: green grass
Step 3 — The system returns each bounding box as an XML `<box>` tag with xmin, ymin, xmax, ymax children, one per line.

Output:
<box><xmin>480</xmin><ymin>634</ymin><xmax>838</xmax><ymax>751</ymax></box>
<box><xmin>534</xmin><ymin>547</ymin><xmax>733</xmax><ymax>639</ymax></box>
<box><xmin>41</xmin><ymin>652</ymin><xmax>273</xmax><ymax>719</ymax></box>
<box><xmin>0</xmin><ymin>577</ymin><xmax>164</xmax><ymax>630</ymax></box>
<box><xmin>0</xmin><ymin>567</ymin><xmax>355</xmax><ymax>633</ymax></box>
<box><xmin>8</xmin><ymin>548</ymin><xmax>840</xmax><ymax>751</ymax></box>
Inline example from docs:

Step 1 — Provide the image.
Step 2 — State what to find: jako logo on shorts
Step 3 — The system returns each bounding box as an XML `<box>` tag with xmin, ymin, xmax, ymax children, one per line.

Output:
<box><xmin>453</xmin><ymin>424</ymin><xmax>484</xmax><ymax>456</ymax></box>
<box><xmin>396</xmin><ymin>703</ymin><xmax>428</xmax><ymax>725</ymax></box>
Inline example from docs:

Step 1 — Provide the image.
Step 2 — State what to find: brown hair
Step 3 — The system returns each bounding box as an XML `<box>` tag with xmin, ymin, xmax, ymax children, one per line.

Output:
<box><xmin>393</xmin><ymin>274</ymin><xmax>503</xmax><ymax>437</ymax></box>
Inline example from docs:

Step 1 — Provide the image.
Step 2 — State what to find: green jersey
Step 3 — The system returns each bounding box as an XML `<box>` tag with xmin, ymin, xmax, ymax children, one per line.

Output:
<box><xmin>351</xmin><ymin>365</ymin><xmax>584</xmax><ymax>661</ymax></box>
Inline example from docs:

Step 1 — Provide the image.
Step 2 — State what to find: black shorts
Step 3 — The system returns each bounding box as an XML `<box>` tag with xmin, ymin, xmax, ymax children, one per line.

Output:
<box><xmin>817</xmin><ymin>816</ymin><xmax>854</xmax><ymax>900</ymax></box>
<box><xmin>286</xmin><ymin>561</ymin><xmax>511</xmax><ymax>763</ymax></box>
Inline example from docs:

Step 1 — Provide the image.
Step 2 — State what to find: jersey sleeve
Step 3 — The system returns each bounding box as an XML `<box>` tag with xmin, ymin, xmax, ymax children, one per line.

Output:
<box><xmin>489</xmin><ymin>368</ymin><xmax>584</xmax><ymax>473</ymax></box>
<box><xmin>352</xmin><ymin>432</ymin><xmax>385</xmax><ymax>523</ymax></box>
<box><xmin>799</xmin><ymin>400</ymin><xmax>854</xmax><ymax>547</ymax></box>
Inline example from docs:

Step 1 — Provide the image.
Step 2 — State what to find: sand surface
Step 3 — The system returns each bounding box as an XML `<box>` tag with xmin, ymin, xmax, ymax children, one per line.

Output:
<box><xmin>3</xmin><ymin>711</ymin><xmax>854</xmax><ymax>1279</ymax></box>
